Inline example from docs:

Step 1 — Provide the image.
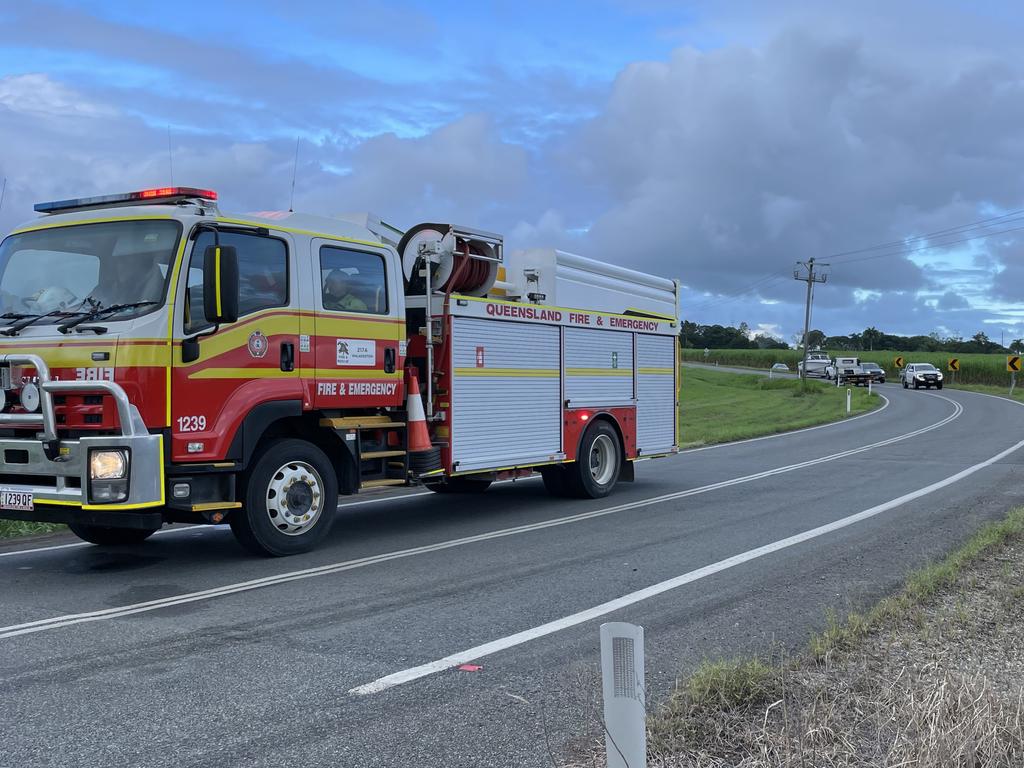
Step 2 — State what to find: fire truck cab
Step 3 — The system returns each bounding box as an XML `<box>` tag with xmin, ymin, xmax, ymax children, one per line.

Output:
<box><xmin>0</xmin><ymin>188</ymin><xmax>680</xmax><ymax>555</ymax></box>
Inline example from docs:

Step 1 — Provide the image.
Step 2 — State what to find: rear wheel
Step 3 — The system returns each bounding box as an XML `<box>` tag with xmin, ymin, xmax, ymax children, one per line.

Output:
<box><xmin>565</xmin><ymin>421</ymin><xmax>622</xmax><ymax>499</ymax></box>
<box><xmin>426</xmin><ymin>476</ymin><xmax>492</xmax><ymax>494</ymax></box>
<box><xmin>231</xmin><ymin>439</ymin><xmax>337</xmax><ymax>557</ymax></box>
<box><xmin>68</xmin><ymin>523</ymin><xmax>157</xmax><ymax>546</ymax></box>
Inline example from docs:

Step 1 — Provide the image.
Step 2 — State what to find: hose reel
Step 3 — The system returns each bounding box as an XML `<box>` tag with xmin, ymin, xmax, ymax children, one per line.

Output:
<box><xmin>398</xmin><ymin>223</ymin><xmax>503</xmax><ymax>297</ymax></box>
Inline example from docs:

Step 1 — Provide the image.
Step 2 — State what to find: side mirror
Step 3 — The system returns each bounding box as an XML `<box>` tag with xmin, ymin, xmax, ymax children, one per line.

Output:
<box><xmin>202</xmin><ymin>244</ymin><xmax>239</xmax><ymax>324</ymax></box>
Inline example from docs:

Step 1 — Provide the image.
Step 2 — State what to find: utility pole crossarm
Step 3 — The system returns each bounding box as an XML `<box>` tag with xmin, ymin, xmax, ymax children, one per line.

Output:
<box><xmin>794</xmin><ymin>258</ymin><xmax>829</xmax><ymax>380</ymax></box>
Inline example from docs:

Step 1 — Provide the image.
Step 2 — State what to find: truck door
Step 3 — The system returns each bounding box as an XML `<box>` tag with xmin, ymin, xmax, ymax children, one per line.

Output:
<box><xmin>171</xmin><ymin>228</ymin><xmax>301</xmax><ymax>462</ymax></box>
<box><xmin>311</xmin><ymin>240</ymin><xmax>404</xmax><ymax>409</ymax></box>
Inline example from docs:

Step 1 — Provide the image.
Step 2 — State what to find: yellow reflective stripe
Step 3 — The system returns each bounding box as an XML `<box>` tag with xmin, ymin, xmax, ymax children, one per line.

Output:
<box><xmin>215</xmin><ymin>217</ymin><xmax>386</xmax><ymax>249</ymax></box>
<box><xmin>214</xmin><ymin>246</ymin><xmax>222</xmax><ymax>317</ymax></box>
<box><xmin>190</xmin><ymin>367</ymin><xmax>401</xmax><ymax>380</ymax></box>
<box><xmin>566</xmin><ymin>367</ymin><xmax>632</xmax><ymax>377</ymax></box>
<box><xmin>638</xmin><ymin>367</ymin><xmax>674</xmax><ymax>375</ymax></box>
<box><xmin>165</xmin><ymin>235</ymin><xmax>187</xmax><ymax>425</ymax></box>
<box><xmin>456</xmin><ymin>294</ymin><xmax>677</xmax><ymax>326</ymax></box>
<box><xmin>450</xmin><ymin>459</ymin><xmax>561</xmax><ymax>476</ymax></box>
<box><xmin>0</xmin><ymin>342</ymin><xmax>168</xmax><ymax>368</ymax></box>
<box><xmin>625</xmin><ymin>307</ymin><xmax>677</xmax><ymax>321</ymax></box>
<box><xmin>10</xmin><ymin>214</ymin><xmax>175</xmax><ymax>235</ymax></box>
<box><xmin>453</xmin><ymin>367</ymin><xmax>559</xmax><ymax>378</ymax></box>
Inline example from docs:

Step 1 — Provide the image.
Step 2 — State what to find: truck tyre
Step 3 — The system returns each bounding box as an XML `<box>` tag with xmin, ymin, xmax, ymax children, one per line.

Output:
<box><xmin>566</xmin><ymin>421</ymin><xmax>622</xmax><ymax>499</ymax></box>
<box><xmin>231</xmin><ymin>439</ymin><xmax>337</xmax><ymax>557</ymax></box>
<box><xmin>426</xmin><ymin>476</ymin><xmax>492</xmax><ymax>494</ymax></box>
<box><xmin>902</xmin><ymin>380</ymin><xmax>908</xmax><ymax>389</ymax></box>
<box><xmin>937</xmin><ymin>383</ymin><xmax>943</xmax><ymax>390</ymax></box>
<box><xmin>67</xmin><ymin>523</ymin><xmax>157</xmax><ymax>546</ymax></box>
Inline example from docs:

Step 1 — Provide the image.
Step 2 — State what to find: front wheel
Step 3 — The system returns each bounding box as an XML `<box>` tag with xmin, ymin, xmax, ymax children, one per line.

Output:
<box><xmin>231</xmin><ymin>439</ymin><xmax>337</xmax><ymax>556</ymax></box>
<box><xmin>68</xmin><ymin>523</ymin><xmax>157</xmax><ymax>546</ymax></box>
<box><xmin>902</xmin><ymin>380</ymin><xmax>908</xmax><ymax>389</ymax></box>
<box><xmin>566</xmin><ymin>421</ymin><xmax>622</xmax><ymax>499</ymax></box>
<box><xmin>937</xmin><ymin>383</ymin><xmax>943</xmax><ymax>390</ymax></box>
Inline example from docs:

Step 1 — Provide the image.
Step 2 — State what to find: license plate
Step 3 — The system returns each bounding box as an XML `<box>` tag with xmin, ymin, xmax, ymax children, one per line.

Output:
<box><xmin>0</xmin><ymin>489</ymin><xmax>33</xmax><ymax>511</ymax></box>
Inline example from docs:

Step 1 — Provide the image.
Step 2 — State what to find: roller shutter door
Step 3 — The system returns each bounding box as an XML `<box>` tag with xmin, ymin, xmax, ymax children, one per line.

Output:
<box><xmin>450</xmin><ymin>317</ymin><xmax>562</xmax><ymax>472</ymax></box>
<box><xmin>636</xmin><ymin>334</ymin><xmax>676</xmax><ymax>455</ymax></box>
<box><xmin>564</xmin><ymin>327</ymin><xmax>634</xmax><ymax>407</ymax></box>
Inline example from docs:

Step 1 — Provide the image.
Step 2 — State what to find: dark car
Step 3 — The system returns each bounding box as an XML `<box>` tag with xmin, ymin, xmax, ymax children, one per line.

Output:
<box><xmin>860</xmin><ymin>362</ymin><xmax>885</xmax><ymax>383</ymax></box>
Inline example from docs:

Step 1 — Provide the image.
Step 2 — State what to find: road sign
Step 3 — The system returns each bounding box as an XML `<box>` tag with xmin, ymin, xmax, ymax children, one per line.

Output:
<box><xmin>948</xmin><ymin>358</ymin><xmax>960</xmax><ymax>372</ymax></box>
<box><xmin>1008</xmin><ymin>355</ymin><xmax>1022</xmax><ymax>373</ymax></box>
<box><xmin>894</xmin><ymin>356</ymin><xmax>905</xmax><ymax>368</ymax></box>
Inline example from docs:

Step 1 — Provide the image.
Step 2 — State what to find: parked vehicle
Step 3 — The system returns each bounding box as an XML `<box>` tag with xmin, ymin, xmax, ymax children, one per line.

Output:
<box><xmin>902</xmin><ymin>363</ymin><xmax>943</xmax><ymax>390</ymax></box>
<box><xmin>797</xmin><ymin>351</ymin><xmax>830</xmax><ymax>378</ymax></box>
<box><xmin>825</xmin><ymin>356</ymin><xmax>873</xmax><ymax>386</ymax></box>
<box><xmin>771</xmin><ymin>362</ymin><xmax>790</xmax><ymax>372</ymax></box>
<box><xmin>0</xmin><ymin>187</ymin><xmax>681</xmax><ymax>555</ymax></box>
<box><xmin>860</xmin><ymin>362</ymin><xmax>885</xmax><ymax>383</ymax></box>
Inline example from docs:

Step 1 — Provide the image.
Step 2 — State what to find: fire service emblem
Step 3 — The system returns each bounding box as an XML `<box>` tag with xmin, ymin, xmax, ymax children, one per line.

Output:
<box><xmin>247</xmin><ymin>330</ymin><xmax>269</xmax><ymax>359</ymax></box>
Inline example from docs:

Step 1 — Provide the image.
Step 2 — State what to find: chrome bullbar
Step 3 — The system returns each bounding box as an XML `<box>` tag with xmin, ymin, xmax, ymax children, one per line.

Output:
<box><xmin>0</xmin><ymin>354</ymin><xmax>163</xmax><ymax>509</ymax></box>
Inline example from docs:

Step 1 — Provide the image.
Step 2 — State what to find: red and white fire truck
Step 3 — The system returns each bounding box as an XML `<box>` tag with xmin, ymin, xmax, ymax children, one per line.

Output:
<box><xmin>0</xmin><ymin>187</ymin><xmax>679</xmax><ymax>555</ymax></box>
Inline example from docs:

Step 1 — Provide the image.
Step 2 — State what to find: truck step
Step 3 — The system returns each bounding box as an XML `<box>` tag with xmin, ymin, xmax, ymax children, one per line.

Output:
<box><xmin>362</xmin><ymin>450</ymin><xmax>406</xmax><ymax>460</ymax></box>
<box><xmin>361</xmin><ymin>478</ymin><xmax>407</xmax><ymax>489</ymax></box>
<box><xmin>320</xmin><ymin>416</ymin><xmax>406</xmax><ymax>429</ymax></box>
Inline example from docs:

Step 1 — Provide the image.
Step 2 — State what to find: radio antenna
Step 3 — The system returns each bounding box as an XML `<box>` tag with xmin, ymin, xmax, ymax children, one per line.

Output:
<box><xmin>166</xmin><ymin>125</ymin><xmax>175</xmax><ymax>186</ymax></box>
<box><xmin>289</xmin><ymin>136</ymin><xmax>299</xmax><ymax>212</ymax></box>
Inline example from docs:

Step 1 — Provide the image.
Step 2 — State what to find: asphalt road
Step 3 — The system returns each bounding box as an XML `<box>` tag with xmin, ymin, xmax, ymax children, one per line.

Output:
<box><xmin>3</xmin><ymin>382</ymin><xmax>1024</xmax><ymax>767</ymax></box>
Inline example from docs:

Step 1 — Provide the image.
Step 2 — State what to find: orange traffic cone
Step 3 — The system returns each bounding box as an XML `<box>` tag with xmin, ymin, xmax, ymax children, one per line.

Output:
<box><xmin>405</xmin><ymin>366</ymin><xmax>433</xmax><ymax>453</ymax></box>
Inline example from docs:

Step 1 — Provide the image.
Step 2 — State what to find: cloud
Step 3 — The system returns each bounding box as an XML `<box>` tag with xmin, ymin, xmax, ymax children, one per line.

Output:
<box><xmin>2</xmin><ymin>2</ymin><xmax>1023</xmax><ymax>344</ymax></box>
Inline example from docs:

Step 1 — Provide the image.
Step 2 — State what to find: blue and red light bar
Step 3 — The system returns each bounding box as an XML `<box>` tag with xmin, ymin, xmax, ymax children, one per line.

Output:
<box><xmin>34</xmin><ymin>187</ymin><xmax>218</xmax><ymax>214</ymax></box>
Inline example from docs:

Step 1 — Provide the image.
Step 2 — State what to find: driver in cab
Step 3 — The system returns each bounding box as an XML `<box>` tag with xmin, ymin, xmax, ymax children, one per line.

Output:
<box><xmin>323</xmin><ymin>270</ymin><xmax>367</xmax><ymax>312</ymax></box>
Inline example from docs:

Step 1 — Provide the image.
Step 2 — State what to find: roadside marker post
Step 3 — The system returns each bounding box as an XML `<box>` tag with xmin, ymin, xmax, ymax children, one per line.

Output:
<box><xmin>600</xmin><ymin>622</ymin><xmax>646</xmax><ymax>768</ymax></box>
<box><xmin>1008</xmin><ymin>356</ymin><xmax>1020</xmax><ymax>396</ymax></box>
<box><xmin>846</xmin><ymin>388</ymin><xmax>852</xmax><ymax>415</ymax></box>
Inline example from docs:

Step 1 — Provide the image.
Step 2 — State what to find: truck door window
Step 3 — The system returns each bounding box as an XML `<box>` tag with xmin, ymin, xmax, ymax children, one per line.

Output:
<box><xmin>320</xmin><ymin>245</ymin><xmax>388</xmax><ymax>315</ymax></box>
<box><xmin>186</xmin><ymin>231</ymin><xmax>288</xmax><ymax>333</ymax></box>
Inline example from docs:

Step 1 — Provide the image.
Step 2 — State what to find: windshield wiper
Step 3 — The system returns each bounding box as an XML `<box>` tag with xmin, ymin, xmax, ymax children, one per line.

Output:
<box><xmin>0</xmin><ymin>309</ymin><xmax>86</xmax><ymax>337</ymax></box>
<box><xmin>58</xmin><ymin>301</ymin><xmax>160</xmax><ymax>334</ymax></box>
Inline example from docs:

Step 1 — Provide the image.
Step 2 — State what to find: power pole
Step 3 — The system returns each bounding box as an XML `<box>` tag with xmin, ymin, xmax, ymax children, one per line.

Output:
<box><xmin>794</xmin><ymin>258</ymin><xmax>829</xmax><ymax>380</ymax></box>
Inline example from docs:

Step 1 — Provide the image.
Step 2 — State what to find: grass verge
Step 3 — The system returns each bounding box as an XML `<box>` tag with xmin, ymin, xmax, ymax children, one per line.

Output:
<box><xmin>0</xmin><ymin>519</ymin><xmax>65</xmax><ymax>539</ymax></box>
<box><xmin>679</xmin><ymin>366</ymin><xmax>879</xmax><ymax>448</ymax></box>
<box><xmin>641</xmin><ymin>506</ymin><xmax>1024</xmax><ymax>767</ymax></box>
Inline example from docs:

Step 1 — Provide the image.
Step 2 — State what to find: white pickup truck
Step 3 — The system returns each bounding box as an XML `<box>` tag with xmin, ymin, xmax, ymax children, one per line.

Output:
<box><xmin>826</xmin><ymin>356</ymin><xmax>874</xmax><ymax>386</ymax></box>
<box><xmin>797</xmin><ymin>351</ymin><xmax>831</xmax><ymax>378</ymax></box>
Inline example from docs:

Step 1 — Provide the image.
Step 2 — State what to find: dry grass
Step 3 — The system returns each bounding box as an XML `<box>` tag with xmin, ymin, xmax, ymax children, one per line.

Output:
<box><xmin>566</xmin><ymin>508</ymin><xmax>1024</xmax><ymax>767</ymax></box>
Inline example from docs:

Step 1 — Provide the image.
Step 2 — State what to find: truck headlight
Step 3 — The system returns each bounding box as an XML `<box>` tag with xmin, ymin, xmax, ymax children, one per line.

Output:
<box><xmin>91</xmin><ymin>449</ymin><xmax>128</xmax><ymax>480</ymax></box>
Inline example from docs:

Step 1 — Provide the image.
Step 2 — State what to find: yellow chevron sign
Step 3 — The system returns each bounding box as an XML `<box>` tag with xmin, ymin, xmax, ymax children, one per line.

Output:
<box><xmin>894</xmin><ymin>356</ymin><xmax>905</xmax><ymax>368</ymax></box>
<box><xmin>1009</xmin><ymin>356</ymin><xmax>1022</xmax><ymax>373</ymax></box>
<box><xmin>948</xmin><ymin>358</ymin><xmax>959</xmax><ymax>372</ymax></box>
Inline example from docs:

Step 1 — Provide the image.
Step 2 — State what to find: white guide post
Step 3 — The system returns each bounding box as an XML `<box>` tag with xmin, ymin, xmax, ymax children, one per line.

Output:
<box><xmin>846</xmin><ymin>388</ymin><xmax>852</xmax><ymax>415</ymax></box>
<box><xmin>600</xmin><ymin>622</ymin><xmax>647</xmax><ymax>768</ymax></box>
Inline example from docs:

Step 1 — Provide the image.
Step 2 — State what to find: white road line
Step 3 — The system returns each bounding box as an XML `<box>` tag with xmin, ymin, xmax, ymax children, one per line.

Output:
<box><xmin>0</xmin><ymin>383</ymin><xmax>893</xmax><ymax>560</ymax></box>
<box><xmin>0</xmin><ymin>525</ymin><xmax>208</xmax><ymax>559</ymax></box>
<box><xmin>351</xmin><ymin>431</ymin><xmax>1024</xmax><ymax>695</ymax></box>
<box><xmin>0</xmin><ymin>394</ymin><xmax>962</xmax><ymax>641</ymax></box>
<box><xmin>0</xmin><ymin>492</ymin><xmax>437</xmax><ymax>560</ymax></box>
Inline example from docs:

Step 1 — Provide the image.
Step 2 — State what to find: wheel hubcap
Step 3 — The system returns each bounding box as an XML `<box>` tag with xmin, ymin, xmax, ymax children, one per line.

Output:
<box><xmin>589</xmin><ymin>434</ymin><xmax>617</xmax><ymax>486</ymax></box>
<box><xmin>266</xmin><ymin>461</ymin><xmax>324</xmax><ymax>536</ymax></box>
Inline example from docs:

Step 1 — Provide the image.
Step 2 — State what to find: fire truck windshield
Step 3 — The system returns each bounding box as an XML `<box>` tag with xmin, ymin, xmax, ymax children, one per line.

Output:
<box><xmin>0</xmin><ymin>219</ymin><xmax>182</xmax><ymax>324</ymax></box>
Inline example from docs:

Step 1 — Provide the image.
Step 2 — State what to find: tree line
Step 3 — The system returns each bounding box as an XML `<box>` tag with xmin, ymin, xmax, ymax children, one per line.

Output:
<box><xmin>680</xmin><ymin>321</ymin><xmax>1023</xmax><ymax>354</ymax></box>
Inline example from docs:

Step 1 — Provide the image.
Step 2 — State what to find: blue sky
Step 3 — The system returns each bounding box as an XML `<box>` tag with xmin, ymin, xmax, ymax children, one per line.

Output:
<box><xmin>1</xmin><ymin>0</ymin><xmax>1023</xmax><ymax>343</ymax></box>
